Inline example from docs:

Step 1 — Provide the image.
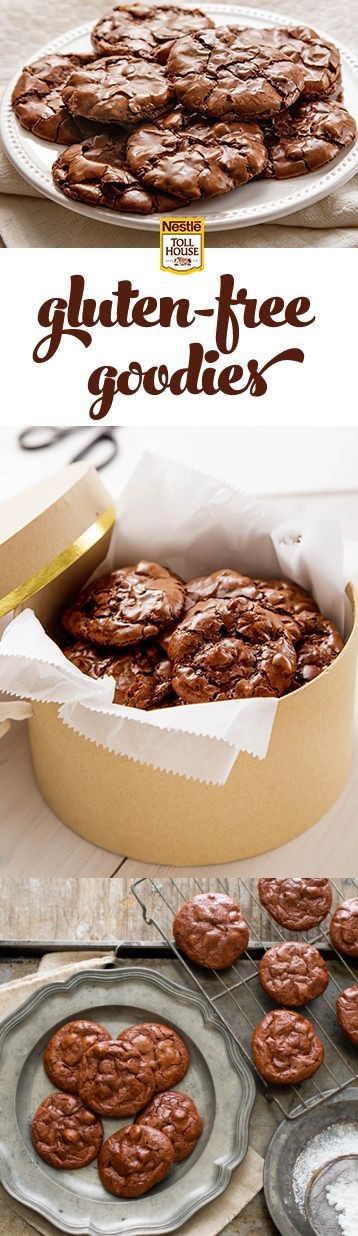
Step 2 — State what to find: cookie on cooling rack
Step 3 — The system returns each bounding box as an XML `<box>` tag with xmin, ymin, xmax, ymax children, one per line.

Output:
<box><xmin>252</xmin><ymin>1009</ymin><xmax>324</xmax><ymax>1085</ymax></box>
<box><xmin>173</xmin><ymin>892</ymin><xmax>249</xmax><ymax>969</ymax></box>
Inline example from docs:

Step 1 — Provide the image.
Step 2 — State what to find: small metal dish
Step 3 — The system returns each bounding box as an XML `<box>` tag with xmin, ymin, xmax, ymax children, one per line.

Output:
<box><xmin>305</xmin><ymin>1154</ymin><xmax>358</xmax><ymax>1236</ymax></box>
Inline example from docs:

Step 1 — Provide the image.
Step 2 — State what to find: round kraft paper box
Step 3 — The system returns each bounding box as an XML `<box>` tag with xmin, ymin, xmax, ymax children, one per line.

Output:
<box><xmin>28</xmin><ymin>586</ymin><xmax>358</xmax><ymax>865</ymax></box>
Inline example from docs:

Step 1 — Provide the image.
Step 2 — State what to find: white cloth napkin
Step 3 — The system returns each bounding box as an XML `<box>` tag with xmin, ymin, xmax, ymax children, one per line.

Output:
<box><xmin>0</xmin><ymin>0</ymin><xmax>357</xmax><ymax>247</ymax></box>
<box><xmin>0</xmin><ymin>952</ymin><xmax>264</xmax><ymax>1236</ymax></box>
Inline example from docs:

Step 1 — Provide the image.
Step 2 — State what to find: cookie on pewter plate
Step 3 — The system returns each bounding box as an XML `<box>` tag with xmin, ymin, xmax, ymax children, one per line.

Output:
<box><xmin>53</xmin><ymin>134</ymin><xmax>182</xmax><ymax>213</ymax></box>
<box><xmin>126</xmin><ymin>115</ymin><xmax>267</xmax><ymax>201</ymax></box>
<box><xmin>63</xmin><ymin>55</ymin><xmax>174</xmax><ymax>126</ymax></box>
<box><xmin>258</xmin><ymin>878</ymin><xmax>332</xmax><ymax>930</ymax></box>
<box><xmin>168</xmin><ymin>597</ymin><xmax>297</xmax><ymax>702</ymax></box>
<box><xmin>173</xmin><ymin>892</ymin><xmax>249</xmax><ymax>969</ymax></box>
<box><xmin>135</xmin><ymin>1090</ymin><xmax>203</xmax><ymax>1162</ymax></box>
<box><xmin>44</xmin><ymin>1019</ymin><xmax>111</xmax><ymax>1094</ymax></box>
<box><xmin>118</xmin><ymin>1023</ymin><xmax>189</xmax><ymax>1091</ymax></box>
<box><xmin>32</xmin><ymin>1093</ymin><xmax>103</xmax><ymax>1169</ymax></box>
<box><xmin>77</xmin><ymin>1038</ymin><xmax>155</xmax><ymax>1117</ymax></box>
<box><xmin>98</xmin><ymin>1124</ymin><xmax>174</xmax><ymax>1197</ymax></box>
<box><xmin>167</xmin><ymin>28</ymin><xmax>305</xmax><ymax>120</ymax></box>
<box><xmin>330</xmin><ymin>898</ymin><xmax>358</xmax><ymax>957</ymax></box>
<box><xmin>64</xmin><ymin>639</ymin><xmax>173</xmax><ymax>708</ymax></box>
<box><xmin>235</xmin><ymin>26</ymin><xmax>341</xmax><ymax>100</ymax></box>
<box><xmin>259</xmin><ymin>942</ymin><xmax>329</xmax><ymax>1007</ymax></box>
<box><xmin>252</xmin><ymin>1009</ymin><xmax>324</xmax><ymax>1085</ymax></box>
<box><xmin>265</xmin><ymin>99</ymin><xmax>357</xmax><ymax>179</ymax></box>
<box><xmin>92</xmin><ymin>3</ymin><xmax>214</xmax><ymax>63</ymax></box>
<box><xmin>336</xmin><ymin>985</ymin><xmax>358</xmax><ymax>1045</ymax></box>
<box><xmin>12</xmin><ymin>54</ymin><xmax>98</xmax><ymax>144</ymax></box>
<box><xmin>62</xmin><ymin>562</ymin><xmax>185</xmax><ymax>648</ymax></box>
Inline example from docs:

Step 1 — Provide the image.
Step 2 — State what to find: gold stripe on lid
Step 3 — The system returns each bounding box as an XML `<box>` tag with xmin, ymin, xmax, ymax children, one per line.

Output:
<box><xmin>0</xmin><ymin>503</ymin><xmax>116</xmax><ymax>619</ymax></box>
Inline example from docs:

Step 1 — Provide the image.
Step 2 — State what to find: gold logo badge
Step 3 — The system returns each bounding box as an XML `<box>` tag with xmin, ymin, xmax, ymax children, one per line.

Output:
<box><xmin>160</xmin><ymin>218</ymin><xmax>204</xmax><ymax>274</ymax></box>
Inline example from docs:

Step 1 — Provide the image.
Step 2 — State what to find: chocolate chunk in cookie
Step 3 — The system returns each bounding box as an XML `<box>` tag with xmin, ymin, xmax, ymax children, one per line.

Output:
<box><xmin>330</xmin><ymin>899</ymin><xmax>358</xmax><ymax>957</ymax></box>
<box><xmin>44</xmin><ymin>1019</ymin><xmax>111</xmax><ymax>1094</ymax></box>
<box><xmin>77</xmin><ymin>1039</ymin><xmax>155</xmax><ymax>1117</ymax></box>
<box><xmin>252</xmin><ymin>1009</ymin><xmax>324</xmax><ymax>1085</ymax></box>
<box><xmin>11</xmin><ymin>53</ymin><xmax>98</xmax><ymax>144</ymax></box>
<box><xmin>118</xmin><ymin>1023</ymin><xmax>189</xmax><ymax>1091</ymax></box>
<box><xmin>235</xmin><ymin>26</ymin><xmax>341</xmax><ymax>100</ymax></box>
<box><xmin>259</xmin><ymin>942</ymin><xmax>329</xmax><ymax>1007</ymax></box>
<box><xmin>53</xmin><ymin>133</ymin><xmax>181</xmax><ymax>212</ymax></box>
<box><xmin>258</xmin><ymin>878</ymin><xmax>332</xmax><ymax>930</ymax></box>
<box><xmin>336</xmin><ymin>985</ymin><xmax>358</xmax><ymax>1045</ymax></box>
<box><xmin>126</xmin><ymin>115</ymin><xmax>267</xmax><ymax>200</ymax></box>
<box><xmin>64</xmin><ymin>639</ymin><xmax>173</xmax><ymax>708</ymax></box>
<box><xmin>135</xmin><ymin>1090</ymin><xmax>202</xmax><ymax>1162</ymax></box>
<box><xmin>167</xmin><ymin>29</ymin><xmax>305</xmax><ymax>120</ymax></box>
<box><xmin>92</xmin><ymin>3</ymin><xmax>214</xmax><ymax>64</ymax></box>
<box><xmin>98</xmin><ymin>1124</ymin><xmax>174</xmax><ymax>1196</ymax></box>
<box><xmin>168</xmin><ymin>597</ymin><xmax>296</xmax><ymax>703</ymax></box>
<box><xmin>62</xmin><ymin>562</ymin><xmax>185</xmax><ymax>649</ymax></box>
<box><xmin>32</xmin><ymin>1092</ymin><xmax>103</xmax><ymax>1169</ymax></box>
<box><xmin>265</xmin><ymin>100</ymin><xmax>357</xmax><ymax>178</ymax></box>
<box><xmin>63</xmin><ymin>55</ymin><xmax>174</xmax><ymax>125</ymax></box>
<box><xmin>292</xmin><ymin>615</ymin><xmax>344</xmax><ymax>687</ymax></box>
<box><xmin>173</xmin><ymin>892</ymin><xmax>249</xmax><ymax>969</ymax></box>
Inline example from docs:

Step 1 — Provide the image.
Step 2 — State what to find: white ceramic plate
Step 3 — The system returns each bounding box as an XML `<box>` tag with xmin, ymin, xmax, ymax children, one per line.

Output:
<box><xmin>1</xmin><ymin>4</ymin><xmax>358</xmax><ymax>232</ymax></box>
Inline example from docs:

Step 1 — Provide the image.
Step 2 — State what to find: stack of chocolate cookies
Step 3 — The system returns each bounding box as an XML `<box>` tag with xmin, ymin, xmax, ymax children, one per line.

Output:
<box><xmin>60</xmin><ymin>559</ymin><xmax>344</xmax><ymax>709</ymax></box>
<box><xmin>11</xmin><ymin>3</ymin><xmax>357</xmax><ymax>214</ymax></box>
<box><xmin>32</xmin><ymin>1016</ymin><xmax>202</xmax><ymax>1195</ymax></box>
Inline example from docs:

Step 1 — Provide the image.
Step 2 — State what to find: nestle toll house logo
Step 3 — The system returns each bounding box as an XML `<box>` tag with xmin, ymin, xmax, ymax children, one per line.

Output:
<box><xmin>160</xmin><ymin>218</ymin><xmax>204</xmax><ymax>273</ymax></box>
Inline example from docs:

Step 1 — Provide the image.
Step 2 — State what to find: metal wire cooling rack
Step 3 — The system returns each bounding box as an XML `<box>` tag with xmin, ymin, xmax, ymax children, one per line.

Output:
<box><xmin>132</xmin><ymin>877</ymin><xmax>358</xmax><ymax>1122</ymax></box>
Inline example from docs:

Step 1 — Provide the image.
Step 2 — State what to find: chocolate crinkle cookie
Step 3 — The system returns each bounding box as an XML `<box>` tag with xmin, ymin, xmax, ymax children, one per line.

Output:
<box><xmin>126</xmin><ymin>115</ymin><xmax>267</xmax><ymax>200</ymax></box>
<box><xmin>62</xmin><ymin>54</ymin><xmax>174</xmax><ymax>126</ymax></box>
<box><xmin>173</xmin><ymin>891</ymin><xmax>249</xmax><ymax>969</ymax></box>
<box><xmin>31</xmin><ymin>1092</ymin><xmax>103</xmax><ymax>1169</ymax></box>
<box><xmin>336</xmin><ymin>985</ymin><xmax>358</xmax><ymax>1045</ymax></box>
<box><xmin>167</xmin><ymin>28</ymin><xmax>305</xmax><ymax>120</ymax></box>
<box><xmin>118</xmin><ymin>1023</ymin><xmax>189</xmax><ymax>1091</ymax></box>
<box><xmin>64</xmin><ymin>639</ymin><xmax>173</xmax><ymax>708</ymax></box>
<box><xmin>62</xmin><ymin>562</ymin><xmax>185</xmax><ymax>648</ymax></box>
<box><xmin>11</xmin><ymin>53</ymin><xmax>98</xmax><ymax>144</ymax></box>
<box><xmin>252</xmin><ymin>1009</ymin><xmax>324</xmax><ymax>1085</ymax></box>
<box><xmin>91</xmin><ymin>3</ymin><xmax>214</xmax><ymax>63</ymax></box>
<box><xmin>44</xmin><ymin>1019</ymin><xmax>111</xmax><ymax>1093</ymax></box>
<box><xmin>258</xmin><ymin>878</ymin><xmax>332</xmax><ymax>930</ymax></box>
<box><xmin>167</xmin><ymin>597</ymin><xmax>297</xmax><ymax>702</ymax></box>
<box><xmin>264</xmin><ymin>99</ymin><xmax>357</xmax><ymax>178</ymax></box>
<box><xmin>330</xmin><ymin>898</ymin><xmax>358</xmax><ymax>957</ymax></box>
<box><xmin>98</xmin><ymin>1124</ymin><xmax>174</xmax><ymax>1197</ymax></box>
<box><xmin>77</xmin><ymin>1038</ymin><xmax>155</xmax><ymax>1117</ymax></box>
<box><xmin>235</xmin><ymin>26</ymin><xmax>341</xmax><ymax>100</ymax></box>
<box><xmin>135</xmin><ymin>1090</ymin><xmax>203</xmax><ymax>1162</ymax></box>
<box><xmin>259</xmin><ymin>942</ymin><xmax>329</xmax><ymax>1007</ymax></box>
<box><xmin>53</xmin><ymin>133</ymin><xmax>182</xmax><ymax>213</ymax></box>
<box><xmin>292</xmin><ymin>615</ymin><xmax>344</xmax><ymax>687</ymax></box>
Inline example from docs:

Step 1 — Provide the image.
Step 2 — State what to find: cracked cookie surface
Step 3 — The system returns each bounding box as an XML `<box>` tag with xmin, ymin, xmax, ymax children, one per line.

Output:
<box><xmin>252</xmin><ymin>1009</ymin><xmax>324</xmax><ymax>1085</ymax></box>
<box><xmin>330</xmin><ymin>899</ymin><xmax>358</xmax><ymax>957</ymax></box>
<box><xmin>12</xmin><ymin>53</ymin><xmax>97</xmax><ymax>143</ymax></box>
<box><xmin>167</xmin><ymin>28</ymin><xmax>305</xmax><ymax>120</ymax></box>
<box><xmin>173</xmin><ymin>892</ymin><xmax>249</xmax><ymax>969</ymax></box>
<box><xmin>235</xmin><ymin>25</ymin><xmax>341</xmax><ymax>99</ymax></box>
<box><xmin>98</xmin><ymin>1124</ymin><xmax>174</xmax><ymax>1196</ymax></box>
<box><xmin>62</xmin><ymin>561</ymin><xmax>185</xmax><ymax>648</ymax></box>
<box><xmin>53</xmin><ymin>133</ymin><xmax>182</xmax><ymax>212</ymax></box>
<box><xmin>92</xmin><ymin>3</ymin><xmax>214</xmax><ymax>63</ymax></box>
<box><xmin>63</xmin><ymin>55</ymin><xmax>174</xmax><ymax>125</ymax></box>
<box><xmin>44</xmin><ymin>1019</ymin><xmax>111</xmax><ymax>1094</ymax></box>
<box><xmin>292</xmin><ymin>614</ymin><xmax>344</xmax><ymax>687</ymax></box>
<box><xmin>168</xmin><ymin>596</ymin><xmax>297</xmax><ymax>702</ymax></box>
<box><xmin>64</xmin><ymin>638</ymin><xmax>173</xmax><ymax>707</ymax></box>
<box><xmin>32</xmin><ymin>1093</ymin><xmax>103</xmax><ymax>1168</ymax></box>
<box><xmin>259</xmin><ymin>942</ymin><xmax>329</xmax><ymax>1006</ymax></box>
<box><xmin>126</xmin><ymin>115</ymin><xmax>267</xmax><ymax>200</ymax></box>
<box><xmin>336</xmin><ymin>985</ymin><xmax>358</xmax><ymax>1045</ymax></box>
<box><xmin>135</xmin><ymin>1090</ymin><xmax>203</xmax><ymax>1162</ymax></box>
<box><xmin>265</xmin><ymin>99</ymin><xmax>357</xmax><ymax>178</ymax></box>
<box><xmin>258</xmin><ymin>878</ymin><xmax>332</xmax><ymax>930</ymax></box>
<box><xmin>118</xmin><ymin>1023</ymin><xmax>189</xmax><ymax>1091</ymax></box>
<box><xmin>77</xmin><ymin>1039</ymin><xmax>155</xmax><ymax>1117</ymax></box>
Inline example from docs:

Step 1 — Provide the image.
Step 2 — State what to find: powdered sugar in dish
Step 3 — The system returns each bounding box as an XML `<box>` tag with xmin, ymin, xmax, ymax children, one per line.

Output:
<box><xmin>326</xmin><ymin>1172</ymin><xmax>358</xmax><ymax>1236</ymax></box>
<box><xmin>292</xmin><ymin>1122</ymin><xmax>358</xmax><ymax>1212</ymax></box>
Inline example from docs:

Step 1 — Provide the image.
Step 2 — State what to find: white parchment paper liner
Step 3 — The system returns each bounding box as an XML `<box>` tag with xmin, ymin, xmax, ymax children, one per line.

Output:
<box><xmin>0</xmin><ymin>453</ymin><xmax>356</xmax><ymax>786</ymax></box>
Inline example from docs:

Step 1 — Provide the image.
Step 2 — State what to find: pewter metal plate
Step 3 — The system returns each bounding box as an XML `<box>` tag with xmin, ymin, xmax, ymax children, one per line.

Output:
<box><xmin>0</xmin><ymin>966</ymin><xmax>255</xmax><ymax>1235</ymax></box>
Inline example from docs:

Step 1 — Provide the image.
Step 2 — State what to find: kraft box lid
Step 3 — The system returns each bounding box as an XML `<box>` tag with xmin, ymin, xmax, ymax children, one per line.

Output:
<box><xmin>0</xmin><ymin>464</ymin><xmax>115</xmax><ymax>621</ymax></box>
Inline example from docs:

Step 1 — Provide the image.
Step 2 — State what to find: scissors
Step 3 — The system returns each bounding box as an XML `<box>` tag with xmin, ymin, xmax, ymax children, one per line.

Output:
<box><xmin>18</xmin><ymin>427</ymin><xmax>119</xmax><ymax>472</ymax></box>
